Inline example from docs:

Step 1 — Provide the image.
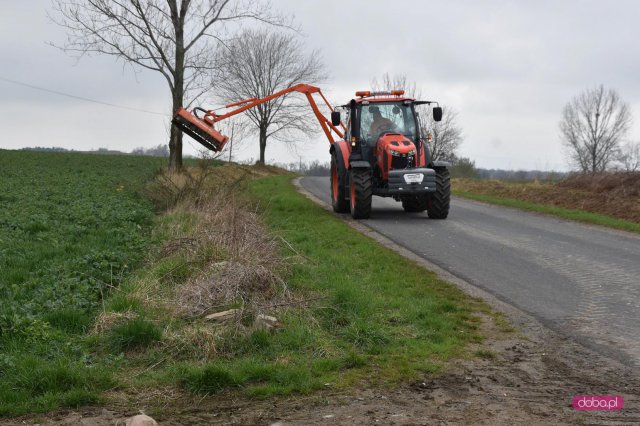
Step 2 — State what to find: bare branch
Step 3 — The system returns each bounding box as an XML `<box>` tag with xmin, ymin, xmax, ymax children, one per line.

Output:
<box><xmin>50</xmin><ymin>0</ymin><xmax>291</xmax><ymax>170</ymax></box>
<box><xmin>616</xmin><ymin>141</ymin><xmax>640</xmax><ymax>172</ymax></box>
<box><xmin>212</xmin><ymin>28</ymin><xmax>327</xmax><ymax>163</ymax></box>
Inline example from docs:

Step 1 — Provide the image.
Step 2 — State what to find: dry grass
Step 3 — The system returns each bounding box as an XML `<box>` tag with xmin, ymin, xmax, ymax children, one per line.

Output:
<box><xmin>93</xmin><ymin>311</ymin><xmax>138</xmax><ymax>334</ymax></box>
<box><xmin>92</xmin><ymin>162</ymin><xmax>295</xmax><ymax>363</ymax></box>
<box><xmin>163</xmin><ymin>323</ymin><xmax>220</xmax><ymax>360</ymax></box>
<box><xmin>454</xmin><ymin>171</ymin><xmax>640</xmax><ymax>223</ymax></box>
<box><xmin>136</xmin><ymin>163</ymin><xmax>293</xmax><ymax>336</ymax></box>
<box><xmin>172</xmin><ymin>196</ymin><xmax>292</xmax><ymax>318</ymax></box>
<box><xmin>558</xmin><ymin>171</ymin><xmax>640</xmax><ymax>197</ymax></box>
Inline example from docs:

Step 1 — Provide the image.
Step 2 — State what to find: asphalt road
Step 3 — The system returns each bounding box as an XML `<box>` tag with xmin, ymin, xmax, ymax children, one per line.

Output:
<box><xmin>301</xmin><ymin>176</ymin><xmax>640</xmax><ymax>366</ymax></box>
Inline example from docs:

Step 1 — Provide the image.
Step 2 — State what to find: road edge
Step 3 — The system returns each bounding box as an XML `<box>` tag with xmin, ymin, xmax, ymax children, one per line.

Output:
<box><xmin>292</xmin><ymin>177</ymin><xmax>541</xmax><ymax>335</ymax></box>
<box><xmin>293</xmin><ymin>176</ymin><xmax>638</xmax><ymax>371</ymax></box>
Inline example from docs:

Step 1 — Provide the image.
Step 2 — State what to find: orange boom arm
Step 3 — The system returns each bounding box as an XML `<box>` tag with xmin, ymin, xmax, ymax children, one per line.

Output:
<box><xmin>172</xmin><ymin>84</ymin><xmax>345</xmax><ymax>152</ymax></box>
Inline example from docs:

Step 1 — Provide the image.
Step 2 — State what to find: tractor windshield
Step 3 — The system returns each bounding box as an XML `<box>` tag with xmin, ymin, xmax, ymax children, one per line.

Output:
<box><xmin>360</xmin><ymin>102</ymin><xmax>417</xmax><ymax>144</ymax></box>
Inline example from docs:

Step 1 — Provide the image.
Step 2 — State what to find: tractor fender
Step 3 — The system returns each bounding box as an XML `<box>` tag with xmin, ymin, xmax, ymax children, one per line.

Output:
<box><xmin>431</xmin><ymin>160</ymin><xmax>450</xmax><ymax>168</ymax></box>
<box><xmin>330</xmin><ymin>141</ymin><xmax>350</xmax><ymax>173</ymax></box>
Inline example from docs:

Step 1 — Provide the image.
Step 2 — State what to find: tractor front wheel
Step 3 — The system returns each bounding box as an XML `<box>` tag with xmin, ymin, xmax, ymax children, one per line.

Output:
<box><xmin>427</xmin><ymin>168</ymin><xmax>450</xmax><ymax>219</ymax></box>
<box><xmin>330</xmin><ymin>153</ymin><xmax>349</xmax><ymax>213</ymax></box>
<box><xmin>349</xmin><ymin>168</ymin><xmax>372</xmax><ymax>219</ymax></box>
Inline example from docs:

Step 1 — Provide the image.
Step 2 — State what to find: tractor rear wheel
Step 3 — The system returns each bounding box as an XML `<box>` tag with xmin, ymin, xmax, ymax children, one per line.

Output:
<box><xmin>427</xmin><ymin>168</ymin><xmax>450</xmax><ymax>219</ymax></box>
<box><xmin>330</xmin><ymin>153</ymin><xmax>349</xmax><ymax>213</ymax></box>
<box><xmin>402</xmin><ymin>195</ymin><xmax>429</xmax><ymax>212</ymax></box>
<box><xmin>349</xmin><ymin>168</ymin><xmax>372</xmax><ymax>219</ymax></box>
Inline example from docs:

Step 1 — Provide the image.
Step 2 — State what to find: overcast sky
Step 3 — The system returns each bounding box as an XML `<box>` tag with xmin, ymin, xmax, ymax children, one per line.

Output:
<box><xmin>1</xmin><ymin>0</ymin><xmax>639</xmax><ymax>170</ymax></box>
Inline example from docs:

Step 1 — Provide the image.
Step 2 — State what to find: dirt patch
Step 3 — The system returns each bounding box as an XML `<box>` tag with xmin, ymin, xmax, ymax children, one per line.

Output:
<box><xmin>5</xmin><ymin>310</ymin><xmax>639</xmax><ymax>425</ymax></box>
<box><xmin>454</xmin><ymin>172</ymin><xmax>640</xmax><ymax>223</ymax></box>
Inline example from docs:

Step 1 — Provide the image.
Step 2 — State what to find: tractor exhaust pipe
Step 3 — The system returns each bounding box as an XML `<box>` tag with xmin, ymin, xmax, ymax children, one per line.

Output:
<box><xmin>172</xmin><ymin>108</ymin><xmax>229</xmax><ymax>152</ymax></box>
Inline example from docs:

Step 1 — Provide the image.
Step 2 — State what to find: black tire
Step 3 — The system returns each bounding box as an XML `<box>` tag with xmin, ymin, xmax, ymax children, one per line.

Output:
<box><xmin>330</xmin><ymin>153</ymin><xmax>349</xmax><ymax>213</ymax></box>
<box><xmin>427</xmin><ymin>168</ymin><xmax>450</xmax><ymax>219</ymax></box>
<box><xmin>402</xmin><ymin>195</ymin><xmax>429</xmax><ymax>212</ymax></box>
<box><xmin>349</xmin><ymin>168</ymin><xmax>372</xmax><ymax>219</ymax></box>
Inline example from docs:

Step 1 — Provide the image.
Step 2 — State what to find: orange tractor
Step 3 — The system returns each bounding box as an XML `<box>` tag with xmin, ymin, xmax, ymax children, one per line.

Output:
<box><xmin>173</xmin><ymin>84</ymin><xmax>449</xmax><ymax>219</ymax></box>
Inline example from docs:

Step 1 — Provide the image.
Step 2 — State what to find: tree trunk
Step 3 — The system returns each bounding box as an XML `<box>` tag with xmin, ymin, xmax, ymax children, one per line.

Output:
<box><xmin>169</xmin><ymin>75</ymin><xmax>184</xmax><ymax>171</ymax></box>
<box><xmin>169</xmin><ymin>108</ymin><xmax>183</xmax><ymax>170</ymax></box>
<box><xmin>169</xmin><ymin>18</ymin><xmax>185</xmax><ymax>171</ymax></box>
<box><xmin>258</xmin><ymin>125</ymin><xmax>267</xmax><ymax>164</ymax></box>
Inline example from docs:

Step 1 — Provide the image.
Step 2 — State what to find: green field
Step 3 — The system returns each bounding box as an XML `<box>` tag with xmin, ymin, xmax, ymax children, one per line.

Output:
<box><xmin>0</xmin><ymin>150</ymin><xmax>162</xmax><ymax>414</ymax></box>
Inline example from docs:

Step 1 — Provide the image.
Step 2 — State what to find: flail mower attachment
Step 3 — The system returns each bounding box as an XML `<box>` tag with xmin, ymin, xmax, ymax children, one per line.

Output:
<box><xmin>172</xmin><ymin>107</ymin><xmax>229</xmax><ymax>152</ymax></box>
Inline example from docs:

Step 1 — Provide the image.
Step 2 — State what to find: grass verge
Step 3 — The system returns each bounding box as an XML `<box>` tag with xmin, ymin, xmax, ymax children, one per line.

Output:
<box><xmin>225</xmin><ymin>175</ymin><xmax>487</xmax><ymax>391</ymax></box>
<box><xmin>95</xmin><ymin>168</ymin><xmax>489</xmax><ymax>405</ymax></box>
<box><xmin>453</xmin><ymin>189</ymin><xmax>640</xmax><ymax>233</ymax></box>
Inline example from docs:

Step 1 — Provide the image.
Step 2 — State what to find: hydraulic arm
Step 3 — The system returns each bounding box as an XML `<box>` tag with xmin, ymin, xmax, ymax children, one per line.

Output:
<box><xmin>172</xmin><ymin>84</ymin><xmax>344</xmax><ymax>152</ymax></box>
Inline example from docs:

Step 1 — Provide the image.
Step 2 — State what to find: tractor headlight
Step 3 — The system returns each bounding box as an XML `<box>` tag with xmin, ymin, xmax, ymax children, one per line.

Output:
<box><xmin>389</xmin><ymin>150</ymin><xmax>402</xmax><ymax>156</ymax></box>
<box><xmin>408</xmin><ymin>149</ymin><xmax>416</xmax><ymax>156</ymax></box>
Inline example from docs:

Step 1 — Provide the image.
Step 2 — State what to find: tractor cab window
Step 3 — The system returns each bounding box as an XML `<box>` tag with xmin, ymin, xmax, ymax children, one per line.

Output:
<box><xmin>361</xmin><ymin>103</ymin><xmax>417</xmax><ymax>145</ymax></box>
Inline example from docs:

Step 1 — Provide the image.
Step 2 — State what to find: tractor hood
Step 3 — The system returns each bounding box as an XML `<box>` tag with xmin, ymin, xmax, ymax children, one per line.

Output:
<box><xmin>375</xmin><ymin>133</ymin><xmax>419</xmax><ymax>179</ymax></box>
<box><xmin>376</xmin><ymin>133</ymin><xmax>417</xmax><ymax>157</ymax></box>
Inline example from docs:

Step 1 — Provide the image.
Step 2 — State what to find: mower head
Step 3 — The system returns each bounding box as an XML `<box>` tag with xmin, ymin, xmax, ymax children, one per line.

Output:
<box><xmin>172</xmin><ymin>108</ymin><xmax>229</xmax><ymax>152</ymax></box>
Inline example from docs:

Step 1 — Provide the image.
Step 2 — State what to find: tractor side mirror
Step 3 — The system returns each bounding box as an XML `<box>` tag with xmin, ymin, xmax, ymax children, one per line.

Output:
<box><xmin>331</xmin><ymin>111</ymin><xmax>341</xmax><ymax>126</ymax></box>
<box><xmin>433</xmin><ymin>107</ymin><xmax>443</xmax><ymax>122</ymax></box>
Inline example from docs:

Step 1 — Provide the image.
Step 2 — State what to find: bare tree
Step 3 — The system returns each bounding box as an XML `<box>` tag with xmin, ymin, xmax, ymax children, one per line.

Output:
<box><xmin>421</xmin><ymin>107</ymin><xmax>462</xmax><ymax>162</ymax></box>
<box><xmin>212</xmin><ymin>29</ymin><xmax>326</xmax><ymax>164</ymax></box>
<box><xmin>617</xmin><ymin>141</ymin><xmax>640</xmax><ymax>172</ymax></box>
<box><xmin>560</xmin><ymin>85</ymin><xmax>632</xmax><ymax>173</ymax></box>
<box><xmin>371</xmin><ymin>72</ymin><xmax>462</xmax><ymax>161</ymax></box>
<box><xmin>51</xmin><ymin>0</ymin><xmax>286</xmax><ymax>170</ymax></box>
<box><xmin>372</xmin><ymin>73</ymin><xmax>421</xmax><ymax>99</ymax></box>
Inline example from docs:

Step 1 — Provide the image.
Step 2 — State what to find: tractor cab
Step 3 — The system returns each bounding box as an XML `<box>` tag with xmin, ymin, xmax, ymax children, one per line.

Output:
<box><xmin>356</xmin><ymin>96</ymin><xmax>422</xmax><ymax>182</ymax></box>
<box><xmin>361</xmin><ymin>102</ymin><xmax>418</xmax><ymax>146</ymax></box>
<box><xmin>328</xmin><ymin>90</ymin><xmax>449</xmax><ymax>219</ymax></box>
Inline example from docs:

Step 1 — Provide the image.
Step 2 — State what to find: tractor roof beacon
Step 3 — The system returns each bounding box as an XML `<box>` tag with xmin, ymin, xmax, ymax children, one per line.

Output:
<box><xmin>172</xmin><ymin>85</ymin><xmax>450</xmax><ymax>220</ymax></box>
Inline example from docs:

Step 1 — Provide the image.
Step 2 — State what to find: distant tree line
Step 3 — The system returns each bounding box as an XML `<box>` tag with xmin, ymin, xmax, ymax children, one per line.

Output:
<box><xmin>282</xmin><ymin>157</ymin><xmax>566</xmax><ymax>181</ymax></box>
<box><xmin>20</xmin><ymin>145</ymin><xmax>169</xmax><ymax>157</ymax></box>
<box><xmin>131</xmin><ymin>144</ymin><xmax>169</xmax><ymax>157</ymax></box>
<box><xmin>20</xmin><ymin>146</ymin><xmax>69</xmax><ymax>152</ymax></box>
<box><xmin>475</xmin><ymin>168</ymin><xmax>567</xmax><ymax>181</ymax></box>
